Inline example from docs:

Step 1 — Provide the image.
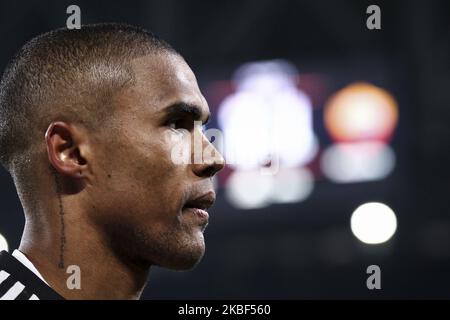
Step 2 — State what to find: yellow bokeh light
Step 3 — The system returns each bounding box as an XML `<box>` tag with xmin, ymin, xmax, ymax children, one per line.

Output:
<box><xmin>324</xmin><ymin>82</ymin><xmax>399</xmax><ymax>142</ymax></box>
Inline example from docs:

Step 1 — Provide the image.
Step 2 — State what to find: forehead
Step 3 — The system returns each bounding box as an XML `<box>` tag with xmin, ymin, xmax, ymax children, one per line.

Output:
<box><xmin>124</xmin><ymin>53</ymin><xmax>208</xmax><ymax>115</ymax></box>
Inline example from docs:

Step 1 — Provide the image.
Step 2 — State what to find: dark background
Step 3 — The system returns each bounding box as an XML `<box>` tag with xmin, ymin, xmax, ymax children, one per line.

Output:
<box><xmin>0</xmin><ymin>0</ymin><xmax>449</xmax><ymax>299</ymax></box>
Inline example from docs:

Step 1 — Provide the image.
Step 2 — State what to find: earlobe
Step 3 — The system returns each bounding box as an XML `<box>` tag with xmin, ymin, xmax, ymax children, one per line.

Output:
<box><xmin>45</xmin><ymin>121</ymin><xmax>88</xmax><ymax>179</ymax></box>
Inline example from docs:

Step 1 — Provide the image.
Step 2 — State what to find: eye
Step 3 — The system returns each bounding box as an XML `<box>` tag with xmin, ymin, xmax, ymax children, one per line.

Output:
<box><xmin>167</xmin><ymin>117</ymin><xmax>194</xmax><ymax>132</ymax></box>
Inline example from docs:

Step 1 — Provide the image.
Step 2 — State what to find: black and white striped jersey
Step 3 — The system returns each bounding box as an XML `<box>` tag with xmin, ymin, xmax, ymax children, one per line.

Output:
<box><xmin>0</xmin><ymin>251</ymin><xmax>63</xmax><ymax>300</ymax></box>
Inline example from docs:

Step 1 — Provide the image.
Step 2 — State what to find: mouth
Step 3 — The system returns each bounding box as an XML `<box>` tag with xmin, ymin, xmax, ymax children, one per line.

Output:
<box><xmin>182</xmin><ymin>191</ymin><xmax>216</xmax><ymax>227</ymax></box>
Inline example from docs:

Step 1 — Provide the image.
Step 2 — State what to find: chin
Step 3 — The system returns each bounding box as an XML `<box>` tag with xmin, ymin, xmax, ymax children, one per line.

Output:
<box><xmin>156</xmin><ymin>236</ymin><xmax>206</xmax><ymax>271</ymax></box>
<box><xmin>167</xmin><ymin>256</ymin><xmax>204</xmax><ymax>271</ymax></box>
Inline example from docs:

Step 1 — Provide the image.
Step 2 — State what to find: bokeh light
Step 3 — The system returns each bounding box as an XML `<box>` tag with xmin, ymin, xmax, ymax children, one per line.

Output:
<box><xmin>0</xmin><ymin>233</ymin><xmax>9</xmax><ymax>252</ymax></box>
<box><xmin>226</xmin><ymin>167</ymin><xmax>315</xmax><ymax>209</ymax></box>
<box><xmin>324</xmin><ymin>82</ymin><xmax>399</xmax><ymax>143</ymax></box>
<box><xmin>218</xmin><ymin>60</ymin><xmax>318</xmax><ymax>170</ymax></box>
<box><xmin>226</xmin><ymin>170</ymin><xmax>274</xmax><ymax>209</ymax></box>
<box><xmin>321</xmin><ymin>142</ymin><xmax>395</xmax><ymax>183</ymax></box>
<box><xmin>350</xmin><ymin>202</ymin><xmax>397</xmax><ymax>245</ymax></box>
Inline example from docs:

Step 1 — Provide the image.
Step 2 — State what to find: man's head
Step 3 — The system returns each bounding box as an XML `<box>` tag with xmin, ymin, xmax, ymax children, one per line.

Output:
<box><xmin>0</xmin><ymin>23</ymin><xmax>224</xmax><ymax>270</ymax></box>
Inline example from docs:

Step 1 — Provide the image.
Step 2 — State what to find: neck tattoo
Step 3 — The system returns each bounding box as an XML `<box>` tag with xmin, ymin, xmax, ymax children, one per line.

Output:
<box><xmin>52</xmin><ymin>170</ymin><xmax>66</xmax><ymax>269</ymax></box>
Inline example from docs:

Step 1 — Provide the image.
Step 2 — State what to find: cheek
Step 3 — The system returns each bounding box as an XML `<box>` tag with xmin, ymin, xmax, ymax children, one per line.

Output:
<box><xmin>98</xmin><ymin>129</ymin><xmax>189</xmax><ymax>220</ymax></box>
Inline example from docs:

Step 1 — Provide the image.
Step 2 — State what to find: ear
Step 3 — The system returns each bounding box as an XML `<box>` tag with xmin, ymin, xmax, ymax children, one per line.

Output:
<box><xmin>45</xmin><ymin>121</ymin><xmax>89</xmax><ymax>179</ymax></box>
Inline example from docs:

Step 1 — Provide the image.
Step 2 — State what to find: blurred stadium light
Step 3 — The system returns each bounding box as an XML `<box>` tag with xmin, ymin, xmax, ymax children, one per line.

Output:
<box><xmin>0</xmin><ymin>233</ymin><xmax>9</xmax><ymax>252</ymax></box>
<box><xmin>321</xmin><ymin>82</ymin><xmax>398</xmax><ymax>183</ymax></box>
<box><xmin>350</xmin><ymin>202</ymin><xmax>397</xmax><ymax>245</ymax></box>
<box><xmin>218</xmin><ymin>59</ymin><xmax>318</xmax><ymax>170</ymax></box>
<box><xmin>216</xmin><ymin>59</ymin><xmax>318</xmax><ymax>208</ymax></box>
<box><xmin>324</xmin><ymin>82</ymin><xmax>398</xmax><ymax>143</ymax></box>
<box><xmin>320</xmin><ymin>142</ymin><xmax>395</xmax><ymax>183</ymax></box>
<box><xmin>226</xmin><ymin>167</ymin><xmax>314</xmax><ymax>209</ymax></box>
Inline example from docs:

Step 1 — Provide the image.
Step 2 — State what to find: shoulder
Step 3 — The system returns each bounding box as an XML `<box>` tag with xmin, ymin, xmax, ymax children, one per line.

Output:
<box><xmin>0</xmin><ymin>251</ymin><xmax>62</xmax><ymax>300</ymax></box>
<box><xmin>0</xmin><ymin>256</ymin><xmax>39</xmax><ymax>300</ymax></box>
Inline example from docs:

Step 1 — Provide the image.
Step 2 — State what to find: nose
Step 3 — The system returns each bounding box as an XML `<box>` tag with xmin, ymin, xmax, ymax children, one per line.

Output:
<box><xmin>191</xmin><ymin>132</ymin><xmax>225</xmax><ymax>178</ymax></box>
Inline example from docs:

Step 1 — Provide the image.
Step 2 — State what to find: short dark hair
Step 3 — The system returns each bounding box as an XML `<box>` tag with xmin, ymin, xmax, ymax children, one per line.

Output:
<box><xmin>0</xmin><ymin>23</ymin><xmax>176</xmax><ymax>172</ymax></box>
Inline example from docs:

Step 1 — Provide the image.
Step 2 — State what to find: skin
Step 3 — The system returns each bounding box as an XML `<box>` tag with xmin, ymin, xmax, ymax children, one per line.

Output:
<box><xmin>17</xmin><ymin>52</ymin><xmax>224</xmax><ymax>299</ymax></box>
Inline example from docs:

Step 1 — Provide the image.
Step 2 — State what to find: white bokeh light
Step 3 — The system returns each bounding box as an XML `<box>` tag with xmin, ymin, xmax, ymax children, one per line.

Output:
<box><xmin>226</xmin><ymin>170</ymin><xmax>274</xmax><ymax>209</ymax></box>
<box><xmin>271</xmin><ymin>167</ymin><xmax>314</xmax><ymax>203</ymax></box>
<box><xmin>350</xmin><ymin>202</ymin><xmax>397</xmax><ymax>245</ymax></box>
<box><xmin>218</xmin><ymin>60</ymin><xmax>318</xmax><ymax>170</ymax></box>
<box><xmin>321</xmin><ymin>142</ymin><xmax>395</xmax><ymax>183</ymax></box>
<box><xmin>0</xmin><ymin>233</ymin><xmax>9</xmax><ymax>252</ymax></box>
<box><xmin>226</xmin><ymin>167</ymin><xmax>315</xmax><ymax>209</ymax></box>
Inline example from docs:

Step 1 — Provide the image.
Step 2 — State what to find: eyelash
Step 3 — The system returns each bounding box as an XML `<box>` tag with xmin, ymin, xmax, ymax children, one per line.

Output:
<box><xmin>167</xmin><ymin>118</ymin><xmax>206</xmax><ymax>133</ymax></box>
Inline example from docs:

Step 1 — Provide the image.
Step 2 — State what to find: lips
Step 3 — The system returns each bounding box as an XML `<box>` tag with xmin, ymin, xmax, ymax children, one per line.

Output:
<box><xmin>182</xmin><ymin>191</ymin><xmax>216</xmax><ymax>225</ymax></box>
<box><xmin>183</xmin><ymin>191</ymin><xmax>216</xmax><ymax>211</ymax></box>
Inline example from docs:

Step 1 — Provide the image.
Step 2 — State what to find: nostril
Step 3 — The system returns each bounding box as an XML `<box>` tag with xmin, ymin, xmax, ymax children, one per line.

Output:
<box><xmin>203</xmin><ymin>166</ymin><xmax>217</xmax><ymax>178</ymax></box>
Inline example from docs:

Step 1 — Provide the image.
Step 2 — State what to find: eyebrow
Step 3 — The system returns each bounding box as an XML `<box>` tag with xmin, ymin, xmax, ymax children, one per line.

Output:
<box><xmin>161</xmin><ymin>102</ymin><xmax>210</xmax><ymax>125</ymax></box>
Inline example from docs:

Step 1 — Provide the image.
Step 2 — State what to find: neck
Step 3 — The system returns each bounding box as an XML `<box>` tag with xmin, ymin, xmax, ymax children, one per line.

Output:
<box><xmin>18</xmin><ymin>203</ymin><xmax>151</xmax><ymax>300</ymax></box>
